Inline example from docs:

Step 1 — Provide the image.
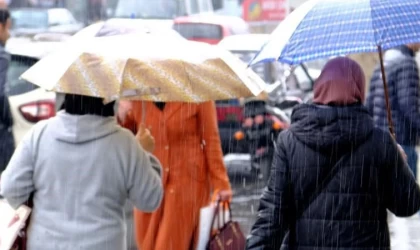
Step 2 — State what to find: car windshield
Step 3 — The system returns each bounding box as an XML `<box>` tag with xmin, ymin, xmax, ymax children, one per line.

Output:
<box><xmin>230</xmin><ymin>50</ymin><xmax>271</xmax><ymax>81</ymax></box>
<box><xmin>173</xmin><ymin>23</ymin><xmax>222</xmax><ymax>40</ymax></box>
<box><xmin>11</xmin><ymin>10</ymin><xmax>49</xmax><ymax>29</ymax></box>
<box><xmin>6</xmin><ymin>55</ymin><xmax>39</xmax><ymax>96</ymax></box>
<box><xmin>114</xmin><ymin>0</ymin><xmax>183</xmax><ymax>19</ymax></box>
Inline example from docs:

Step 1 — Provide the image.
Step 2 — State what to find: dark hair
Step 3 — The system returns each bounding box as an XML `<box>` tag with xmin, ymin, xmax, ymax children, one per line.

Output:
<box><xmin>61</xmin><ymin>94</ymin><xmax>115</xmax><ymax>117</ymax></box>
<box><xmin>0</xmin><ymin>9</ymin><xmax>10</xmax><ymax>26</ymax></box>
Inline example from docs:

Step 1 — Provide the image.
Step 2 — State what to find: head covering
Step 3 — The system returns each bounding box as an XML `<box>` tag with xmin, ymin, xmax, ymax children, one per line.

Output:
<box><xmin>313</xmin><ymin>57</ymin><xmax>365</xmax><ymax>106</ymax></box>
<box><xmin>61</xmin><ymin>94</ymin><xmax>115</xmax><ymax>117</ymax></box>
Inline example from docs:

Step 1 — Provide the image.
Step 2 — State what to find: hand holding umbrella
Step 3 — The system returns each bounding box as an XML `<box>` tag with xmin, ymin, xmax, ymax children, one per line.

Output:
<box><xmin>249</xmin><ymin>0</ymin><xmax>420</xmax><ymax>137</ymax></box>
<box><xmin>136</xmin><ymin>124</ymin><xmax>155</xmax><ymax>153</ymax></box>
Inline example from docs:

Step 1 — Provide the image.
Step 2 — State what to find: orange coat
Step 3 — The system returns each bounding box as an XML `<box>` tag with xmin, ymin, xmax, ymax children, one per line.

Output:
<box><xmin>120</xmin><ymin>101</ymin><xmax>231</xmax><ymax>250</ymax></box>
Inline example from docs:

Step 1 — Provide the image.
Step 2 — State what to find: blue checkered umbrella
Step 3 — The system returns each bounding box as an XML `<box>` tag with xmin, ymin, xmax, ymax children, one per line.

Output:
<box><xmin>250</xmin><ymin>0</ymin><xmax>420</xmax><ymax>66</ymax></box>
<box><xmin>249</xmin><ymin>0</ymin><xmax>420</xmax><ymax>137</ymax></box>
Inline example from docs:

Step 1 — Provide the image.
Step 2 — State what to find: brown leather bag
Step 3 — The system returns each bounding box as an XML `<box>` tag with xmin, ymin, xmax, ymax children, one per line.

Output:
<box><xmin>207</xmin><ymin>201</ymin><xmax>245</xmax><ymax>250</ymax></box>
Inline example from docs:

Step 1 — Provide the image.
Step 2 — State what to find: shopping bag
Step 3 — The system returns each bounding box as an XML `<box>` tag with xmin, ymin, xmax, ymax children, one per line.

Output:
<box><xmin>196</xmin><ymin>192</ymin><xmax>230</xmax><ymax>250</ymax></box>
<box><xmin>0</xmin><ymin>200</ymin><xmax>31</xmax><ymax>250</ymax></box>
<box><xmin>196</xmin><ymin>203</ymin><xmax>217</xmax><ymax>250</ymax></box>
<box><xmin>208</xmin><ymin>202</ymin><xmax>245</xmax><ymax>250</ymax></box>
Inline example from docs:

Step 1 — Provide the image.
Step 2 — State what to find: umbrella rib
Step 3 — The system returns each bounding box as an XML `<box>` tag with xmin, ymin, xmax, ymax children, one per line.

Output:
<box><xmin>180</xmin><ymin>59</ymin><xmax>193</xmax><ymax>98</ymax></box>
<box><xmin>276</xmin><ymin>0</ymin><xmax>321</xmax><ymax>64</ymax></box>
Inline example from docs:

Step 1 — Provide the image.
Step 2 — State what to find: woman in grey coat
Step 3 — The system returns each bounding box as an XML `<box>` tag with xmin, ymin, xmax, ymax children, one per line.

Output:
<box><xmin>0</xmin><ymin>94</ymin><xmax>163</xmax><ymax>250</ymax></box>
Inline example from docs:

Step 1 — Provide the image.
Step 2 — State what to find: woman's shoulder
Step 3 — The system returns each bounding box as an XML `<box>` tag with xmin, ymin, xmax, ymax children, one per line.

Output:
<box><xmin>24</xmin><ymin>119</ymin><xmax>50</xmax><ymax>142</ymax></box>
<box><xmin>369</xmin><ymin>127</ymin><xmax>395</xmax><ymax>146</ymax></box>
<box><xmin>115</xmin><ymin>125</ymin><xmax>147</xmax><ymax>150</ymax></box>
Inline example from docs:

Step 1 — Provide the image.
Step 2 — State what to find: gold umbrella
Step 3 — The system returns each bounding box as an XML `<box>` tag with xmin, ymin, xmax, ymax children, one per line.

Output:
<box><xmin>20</xmin><ymin>33</ymin><xmax>265</xmax><ymax>103</ymax></box>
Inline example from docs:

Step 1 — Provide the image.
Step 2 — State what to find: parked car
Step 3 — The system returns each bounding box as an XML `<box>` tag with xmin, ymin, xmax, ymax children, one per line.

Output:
<box><xmin>218</xmin><ymin>34</ymin><xmax>324</xmax><ymax>87</ymax></box>
<box><xmin>10</xmin><ymin>8</ymin><xmax>84</xmax><ymax>37</ymax></box>
<box><xmin>173</xmin><ymin>14</ymin><xmax>249</xmax><ymax>45</ymax></box>
<box><xmin>5</xmin><ymin>37</ymin><xmax>65</xmax><ymax>145</ymax></box>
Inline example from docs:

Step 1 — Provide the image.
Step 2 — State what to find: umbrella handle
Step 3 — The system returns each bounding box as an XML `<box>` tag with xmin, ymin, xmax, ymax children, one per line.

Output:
<box><xmin>141</xmin><ymin>101</ymin><xmax>146</xmax><ymax>123</ymax></box>
<box><xmin>377</xmin><ymin>45</ymin><xmax>396</xmax><ymax>138</ymax></box>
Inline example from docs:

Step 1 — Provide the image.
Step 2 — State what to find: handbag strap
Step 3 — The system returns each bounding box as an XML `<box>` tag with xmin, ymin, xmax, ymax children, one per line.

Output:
<box><xmin>210</xmin><ymin>200</ymin><xmax>232</xmax><ymax>233</ymax></box>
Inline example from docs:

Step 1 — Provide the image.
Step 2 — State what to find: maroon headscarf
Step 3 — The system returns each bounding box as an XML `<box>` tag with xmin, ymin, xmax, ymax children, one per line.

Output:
<box><xmin>313</xmin><ymin>57</ymin><xmax>366</xmax><ymax>106</ymax></box>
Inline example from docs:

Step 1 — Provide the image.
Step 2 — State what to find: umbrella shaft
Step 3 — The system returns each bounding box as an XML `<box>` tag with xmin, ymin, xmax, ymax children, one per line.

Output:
<box><xmin>377</xmin><ymin>46</ymin><xmax>395</xmax><ymax>138</ymax></box>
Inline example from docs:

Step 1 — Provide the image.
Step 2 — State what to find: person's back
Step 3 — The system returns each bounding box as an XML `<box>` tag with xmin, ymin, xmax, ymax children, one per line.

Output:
<box><xmin>1</xmin><ymin>95</ymin><xmax>163</xmax><ymax>250</ymax></box>
<box><xmin>367</xmin><ymin>44</ymin><xmax>420</xmax><ymax>176</ymax></box>
<box><xmin>247</xmin><ymin>57</ymin><xmax>420</xmax><ymax>250</ymax></box>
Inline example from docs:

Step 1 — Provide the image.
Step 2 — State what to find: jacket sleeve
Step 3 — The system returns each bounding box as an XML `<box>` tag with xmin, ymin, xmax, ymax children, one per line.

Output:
<box><xmin>0</xmin><ymin>130</ymin><xmax>35</xmax><ymax>209</ymax></box>
<box><xmin>197</xmin><ymin>101</ymin><xmax>231</xmax><ymax>191</ymax></box>
<box><xmin>383</xmin><ymin>132</ymin><xmax>420</xmax><ymax>216</ymax></box>
<box><xmin>0</xmin><ymin>56</ymin><xmax>13</xmax><ymax>128</ymax></box>
<box><xmin>126</xmin><ymin>133</ymin><xmax>163</xmax><ymax>212</ymax></box>
<box><xmin>396</xmin><ymin>59</ymin><xmax>420</xmax><ymax>133</ymax></box>
<box><xmin>246</xmin><ymin>133</ymin><xmax>290</xmax><ymax>250</ymax></box>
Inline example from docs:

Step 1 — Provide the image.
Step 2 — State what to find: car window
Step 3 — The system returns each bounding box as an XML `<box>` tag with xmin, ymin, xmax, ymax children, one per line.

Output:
<box><xmin>173</xmin><ymin>23</ymin><xmax>222</xmax><ymax>40</ymax></box>
<box><xmin>61</xmin><ymin>10</ymin><xmax>77</xmax><ymax>25</ymax></box>
<box><xmin>48</xmin><ymin>9</ymin><xmax>76</xmax><ymax>26</ymax></box>
<box><xmin>11</xmin><ymin>10</ymin><xmax>49</xmax><ymax>29</ymax></box>
<box><xmin>230</xmin><ymin>50</ymin><xmax>267</xmax><ymax>80</ymax></box>
<box><xmin>48</xmin><ymin>9</ymin><xmax>73</xmax><ymax>26</ymax></box>
<box><xmin>6</xmin><ymin>55</ymin><xmax>39</xmax><ymax>96</ymax></box>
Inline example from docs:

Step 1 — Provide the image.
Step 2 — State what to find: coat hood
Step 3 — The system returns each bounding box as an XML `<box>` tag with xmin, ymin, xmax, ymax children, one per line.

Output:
<box><xmin>383</xmin><ymin>45</ymin><xmax>414</xmax><ymax>64</ymax></box>
<box><xmin>289</xmin><ymin>104</ymin><xmax>374</xmax><ymax>151</ymax></box>
<box><xmin>50</xmin><ymin>111</ymin><xmax>119</xmax><ymax>144</ymax></box>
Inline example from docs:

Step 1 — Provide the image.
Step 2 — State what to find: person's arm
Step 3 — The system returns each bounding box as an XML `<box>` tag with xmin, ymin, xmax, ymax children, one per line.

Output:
<box><xmin>197</xmin><ymin>101</ymin><xmax>231</xmax><ymax>192</ymax></box>
<box><xmin>246</xmin><ymin>133</ymin><xmax>290</xmax><ymax>250</ymax></box>
<box><xmin>125</xmin><ymin>133</ymin><xmax>163</xmax><ymax>212</ymax></box>
<box><xmin>0</xmin><ymin>130</ymin><xmax>35</xmax><ymax>209</ymax></box>
<box><xmin>0</xmin><ymin>56</ymin><xmax>13</xmax><ymax>128</ymax></box>
<box><xmin>396</xmin><ymin>59</ymin><xmax>420</xmax><ymax>132</ymax></box>
<box><xmin>383</xmin><ymin>132</ymin><xmax>420</xmax><ymax>216</ymax></box>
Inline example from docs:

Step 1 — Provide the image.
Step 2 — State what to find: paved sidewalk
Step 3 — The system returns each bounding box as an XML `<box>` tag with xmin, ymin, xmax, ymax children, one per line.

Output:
<box><xmin>389</xmin><ymin>213</ymin><xmax>420</xmax><ymax>250</ymax></box>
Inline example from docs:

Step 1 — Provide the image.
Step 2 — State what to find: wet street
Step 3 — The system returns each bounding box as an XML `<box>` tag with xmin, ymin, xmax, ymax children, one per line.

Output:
<box><xmin>225</xmin><ymin>153</ymin><xmax>266</xmax><ymax>234</ymax></box>
<box><xmin>229</xmin><ymin>174</ymin><xmax>265</xmax><ymax>234</ymax></box>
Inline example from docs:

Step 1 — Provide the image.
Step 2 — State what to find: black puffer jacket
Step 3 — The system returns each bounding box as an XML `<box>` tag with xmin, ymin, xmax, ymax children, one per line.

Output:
<box><xmin>367</xmin><ymin>45</ymin><xmax>420</xmax><ymax>146</ymax></box>
<box><xmin>0</xmin><ymin>44</ymin><xmax>13</xmax><ymax>173</ymax></box>
<box><xmin>246</xmin><ymin>104</ymin><xmax>420</xmax><ymax>250</ymax></box>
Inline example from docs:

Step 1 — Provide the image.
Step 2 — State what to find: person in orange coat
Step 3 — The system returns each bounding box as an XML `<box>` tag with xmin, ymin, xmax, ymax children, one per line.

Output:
<box><xmin>118</xmin><ymin>100</ymin><xmax>232</xmax><ymax>250</ymax></box>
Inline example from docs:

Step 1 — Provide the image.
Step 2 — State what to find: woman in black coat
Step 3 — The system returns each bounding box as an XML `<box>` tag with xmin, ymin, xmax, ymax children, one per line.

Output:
<box><xmin>246</xmin><ymin>57</ymin><xmax>420</xmax><ymax>250</ymax></box>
